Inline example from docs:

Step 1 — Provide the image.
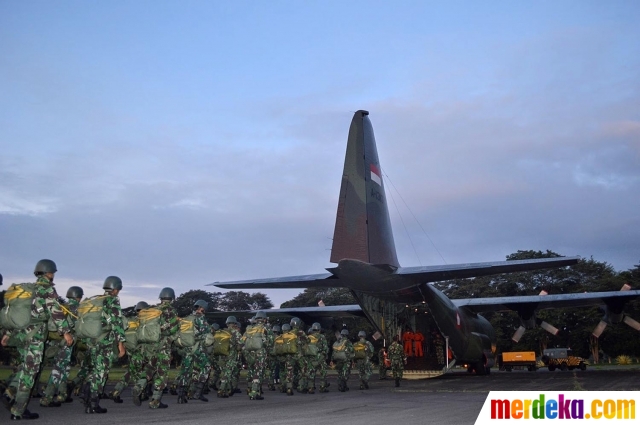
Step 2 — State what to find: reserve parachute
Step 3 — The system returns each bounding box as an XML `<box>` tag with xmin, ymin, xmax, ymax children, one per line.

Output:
<box><xmin>304</xmin><ymin>334</ymin><xmax>319</xmax><ymax>356</ymax></box>
<box><xmin>353</xmin><ymin>341</ymin><xmax>368</xmax><ymax>360</ymax></box>
<box><xmin>213</xmin><ymin>329</ymin><xmax>232</xmax><ymax>355</ymax></box>
<box><xmin>332</xmin><ymin>339</ymin><xmax>348</xmax><ymax>361</ymax></box>
<box><xmin>174</xmin><ymin>315</ymin><xmax>196</xmax><ymax>348</ymax></box>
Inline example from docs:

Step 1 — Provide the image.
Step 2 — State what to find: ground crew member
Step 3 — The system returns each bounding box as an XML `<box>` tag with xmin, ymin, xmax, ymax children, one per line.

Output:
<box><xmin>40</xmin><ymin>286</ymin><xmax>84</xmax><ymax>406</ymax></box>
<box><xmin>388</xmin><ymin>335</ymin><xmax>407</xmax><ymax>387</ymax></box>
<box><xmin>413</xmin><ymin>331</ymin><xmax>424</xmax><ymax>357</ymax></box>
<box><xmin>378</xmin><ymin>347</ymin><xmax>389</xmax><ymax>379</ymax></box>
<box><xmin>402</xmin><ymin>329</ymin><xmax>414</xmax><ymax>357</ymax></box>
<box><xmin>1</xmin><ymin>259</ymin><xmax>73</xmax><ymax>420</ymax></box>
<box><xmin>109</xmin><ymin>301</ymin><xmax>149</xmax><ymax>403</ymax></box>
<box><xmin>331</xmin><ymin>329</ymin><xmax>354</xmax><ymax>392</ymax></box>
<box><xmin>354</xmin><ymin>330</ymin><xmax>374</xmax><ymax>390</ymax></box>
<box><xmin>241</xmin><ymin>311</ymin><xmax>273</xmax><ymax>400</ymax></box>
<box><xmin>176</xmin><ymin>300</ymin><xmax>211</xmax><ymax>403</ymax></box>
<box><xmin>82</xmin><ymin>276</ymin><xmax>127</xmax><ymax>414</ymax></box>
<box><xmin>133</xmin><ymin>287</ymin><xmax>179</xmax><ymax>409</ymax></box>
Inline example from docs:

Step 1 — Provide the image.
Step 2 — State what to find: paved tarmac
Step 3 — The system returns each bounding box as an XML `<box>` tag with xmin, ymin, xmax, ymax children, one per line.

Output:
<box><xmin>6</xmin><ymin>368</ymin><xmax>640</xmax><ymax>425</ymax></box>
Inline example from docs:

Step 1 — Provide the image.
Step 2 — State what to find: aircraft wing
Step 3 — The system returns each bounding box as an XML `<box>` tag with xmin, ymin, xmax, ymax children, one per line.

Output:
<box><xmin>395</xmin><ymin>256</ymin><xmax>581</xmax><ymax>283</ymax></box>
<box><xmin>211</xmin><ymin>257</ymin><xmax>580</xmax><ymax>289</ymax></box>
<box><xmin>452</xmin><ymin>290</ymin><xmax>640</xmax><ymax>314</ymax></box>
<box><xmin>205</xmin><ymin>304</ymin><xmax>364</xmax><ymax>324</ymax></box>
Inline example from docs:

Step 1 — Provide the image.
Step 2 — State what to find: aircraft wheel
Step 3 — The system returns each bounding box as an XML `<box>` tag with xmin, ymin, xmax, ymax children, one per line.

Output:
<box><xmin>579</xmin><ymin>363</ymin><xmax>587</xmax><ymax>371</ymax></box>
<box><xmin>560</xmin><ymin>363</ymin><xmax>568</xmax><ymax>371</ymax></box>
<box><xmin>548</xmin><ymin>365</ymin><xmax>556</xmax><ymax>372</ymax></box>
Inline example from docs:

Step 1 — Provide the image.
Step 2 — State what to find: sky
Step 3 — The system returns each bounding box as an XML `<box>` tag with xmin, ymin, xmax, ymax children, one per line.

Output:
<box><xmin>1</xmin><ymin>1</ymin><xmax>639</xmax><ymax>310</ymax></box>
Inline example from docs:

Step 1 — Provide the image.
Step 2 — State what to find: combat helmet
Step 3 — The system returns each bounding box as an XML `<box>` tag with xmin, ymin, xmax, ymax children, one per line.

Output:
<box><xmin>66</xmin><ymin>286</ymin><xmax>84</xmax><ymax>299</ymax></box>
<box><xmin>103</xmin><ymin>276</ymin><xmax>123</xmax><ymax>291</ymax></box>
<box><xmin>159</xmin><ymin>287</ymin><xmax>175</xmax><ymax>301</ymax></box>
<box><xmin>254</xmin><ymin>311</ymin><xmax>267</xmax><ymax>321</ymax></box>
<box><xmin>290</xmin><ymin>317</ymin><xmax>302</xmax><ymax>329</ymax></box>
<box><xmin>281</xmin><ymin>324</ymin><xmax>291</xmax><ymax>332</ymax></box>
<box><xmin>226</xmin><ymin>316</ymin><xmax>238</xmax><ymax>325</ymax></box>
<box><xmin>340</xmin><ymin>329</ymin><xmax>349</xmax><ymax>336</ymax></box>
<box><xmin>135</xmin><ymin>301</ymin><xmax>149</xmax><ymax>311</ymax></box>
<box><xmin>311</xmin><ymin>322</ymin><xmax>321</xmax><ymax>332</ymax></box>
<box><xmin>212</xmin><ymin>323</ymin><xmax>220</xmax><ymax>331</ymax></box>
<box><xmin>34</xmin><ymin>259</ymin><xmax>57</xmax><ymax>275</ymax></box>
<box><xmin>194</xmin><ymin>299</ymin><xmax>209</xmax><ymax>310</ymax></box>
<box><xmin>358</xmin><ymin>330</ymin><xmax>366</xmax><ymax>338</ymax></box>
<box><xmin>272</xmin><ymin>324</ymin><xmax>281</xmax><ymax>333</ymax></box>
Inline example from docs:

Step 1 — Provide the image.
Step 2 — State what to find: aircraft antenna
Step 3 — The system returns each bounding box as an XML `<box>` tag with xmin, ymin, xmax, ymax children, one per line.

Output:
<box><xmin>381</xmin><ymin>169</ymin><xmax>448</xmax><ymax>265</ymax></box>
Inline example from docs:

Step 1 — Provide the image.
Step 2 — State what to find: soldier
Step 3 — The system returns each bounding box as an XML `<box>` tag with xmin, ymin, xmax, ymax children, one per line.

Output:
<box><xmin>176</xmin><ymin>300</ymin><xmax>211</xmax><ymax>403</ymax></box>
<box><xmin>109</xmin><ymin>301</ymin><xmax>149</xmax><ymax>403</ymax></box>
<box><xmin>40</xmin><ymin>286</ymin><xmax>84</xmax><ymax>407</ymax></box>
<box><xmin>216</xmin><ymin>316</ymin><xmax>243</xmax><ymax>398</ymax></box>
<box><xmin>266</xmin><ymin>324</ymin><xmax>281</xmax><ymax>391</ymax></box>
<box><xmin>274</xmin><ymin>323</ymin><xmax>297</xmax><ymax>395</ymax></box>
<box><xmin>132</xmin><ymin>287</ymin><xmax>179</xmax><ymax>409</ymax></box>
<box><xmin>81</xmin><ymin>276</ymin><xmax>126</xmax><ymax>414</ymax></box>
<box><xmin>331</xmin><ymin>329</ymin><xmax>354</xmax><ymax>392</ymax></box>
<box><xmin>353</xmin><ymin>330</ymin><xmax>374</xmax><ymax>390</ymax></box>
<box><xmin>309</xmin><ymin>323</ymin><xmax>330</xmax><ymax>393</ymax></box>
<box><xmin>207</xmin><ymin>323</ymin><xmax>221</xmax><ymax>392</ymax></box>
<box><xmin>241</xmin><ymin>311</ymin><xmax>273</xmax><ymax>400</ymax></box>
<box><xmin>289</xmin><ymin>317</ymin><xmax>310</xmax><ymax>394</ymax></box>
<box><xmin>1</xmin><ymin>259</ymin><xmax>73</xmax><ymax>420</ymax></box>
<box><xmin>388</xmin><ymin>335</ymin><xmax>407</xmax><ymax>387</ymax></box>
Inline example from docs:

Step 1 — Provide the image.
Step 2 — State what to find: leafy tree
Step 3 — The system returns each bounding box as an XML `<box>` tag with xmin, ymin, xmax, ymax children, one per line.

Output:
<box><xmin>217</xmin><ymin>291</ymin><xmax>273</xmax><ymax>311</ymax></box>
<box><xmin>280</xmin><ymin>287</ymin><xmax>356</xmax><ymax>308</ymax></box>
<box><xmin>173</xmin><ymin>289</ymin><xmax>223</xmax><ymax>317</ymax></box>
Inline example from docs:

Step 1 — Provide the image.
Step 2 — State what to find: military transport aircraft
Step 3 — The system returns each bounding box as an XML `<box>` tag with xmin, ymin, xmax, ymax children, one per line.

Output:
<box><xmin>211</xmin><ymin>110</ymin><xmax>640</xmax><ymax>376</ymax></box>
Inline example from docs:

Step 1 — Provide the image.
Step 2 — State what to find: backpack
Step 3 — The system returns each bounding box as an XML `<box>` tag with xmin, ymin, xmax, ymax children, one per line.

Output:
<box><xmin>304</xmin><ymin>334</ymin><xmax>319</xmax><ymax>357</ymax></box>
<box><xmin>353</xmin><ymin>341</ymin><xmax>367</xmax><ymax>360</ymax></box>
<box><xmin>47</xmin><ymin>302</ymin><xmax>77</xmax><ymax>336</ymax></box>
<box><xmin>124</xmin><ymin>318</ymin><xmax>140</xmax><ymax>351</ymax></box>
<box><xmin>203</xmin><ymin>331</ymin><xmax>216</xmax><ymax>355</ymax></box>
<box><xmin>0</xmin><ymin>283</ymin><xmax>42</xmax><ymax>330</ymax></box>
<box><xmin>174</xmin><ymin>315</ymin><xmax>196</xmax><ymax>348</ymax></box>
<box><xmin>213</xmin><ymin>329</ymin><xmax>232</xmax><ymax>356</ymax></box>
<box><xmin>74</xmin><ymin>295</ymin><xmax>110</xmax><ymax>340</ymax></box>
<box><xmin>243</xmin><ymin>324</ymin><xmax>265</xmax><ymax>352</ymax></box>
<box><xmin>332</xmin><ymin>339</ymin><xmax>348</xmax><ymax>361</ymax></box>
<box><xmin>136</xmin><ymin>307</ymin><xmax>163</xmax><ymax>343</ymax></box>
<box><xmin>274</xmin><ymin>331</ymin><xmax>298</xmax><ymax>355</ymax></box>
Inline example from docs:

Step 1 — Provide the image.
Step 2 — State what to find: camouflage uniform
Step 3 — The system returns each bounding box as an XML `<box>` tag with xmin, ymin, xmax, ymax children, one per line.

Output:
<box><xmin>3</xmin><ymin>275</ymin><xmax>71</xmax><ymax>418</ymax></box>
<box><xmin>332</xmin><ymin>334</ymin><xmax>354</xmax><ymax>392</ymax></box>
<box><xmin>388</xmin><ymin>339</ymin><xmax>406</xmax><ymax>386</ymax></box>
<box><xmin>241</xmin><ymin>320</ymin><xmax>273</xmax><ymax>399</ymax></box>
<box><xmin>216</xmin><ymin>325</ymin><xmax>242</xmax><ymax>398</ymax></box>
<box><xmin>134</xmin><ymin>301</ymin><xmax>179</xmax><ymax>409</ymax></box>
<box><xmin>41</xmin><ymin>298</ymin><xmax>80</xmax><ymax>405</ymax></box>
<box><xmin>313</xmin><ymin>331</ymin><xmax>330</xmax><ymax>392</ymax></box>
<box><xmin>111</xmin><ymin>314</ymin><xmax>147</xmax><ymax>401</ymax></box>
<box><xmin>176</xmin><ymin>310</ymin><xmax>211</xmax><ymax>401</ymax></box>
<box><xmin>354</xmin><ymin>338</ymin><xmax>374</xmax><ymax>389</ymax></box>
<box><xmin>292</xmin><ymin>327</ymin><xmax>311</xmax><ymax>393</ymax></box>
<box><xmin>85</xmin><ymin>293</ymin><xmax>126</xmax><ymax>402</ymax></box>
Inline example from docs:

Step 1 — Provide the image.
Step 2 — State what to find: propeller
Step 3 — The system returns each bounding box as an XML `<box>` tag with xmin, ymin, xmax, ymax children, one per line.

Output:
<box><xmin>591</xmin><ymin>283</ymin><xmax>635</xmax><ymax>338</ymax></box>
<box><xmin>511</xmin><ymin>290</ymin><xmax>558</xmax><ymax>342</ymax></box>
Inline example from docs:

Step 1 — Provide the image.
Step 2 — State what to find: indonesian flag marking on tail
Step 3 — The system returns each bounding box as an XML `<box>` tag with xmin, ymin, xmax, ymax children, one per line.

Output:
<box><xmin>370</xmin><ymin>164</ymin><xmax>382</xmax><ymax>186</ymax></box>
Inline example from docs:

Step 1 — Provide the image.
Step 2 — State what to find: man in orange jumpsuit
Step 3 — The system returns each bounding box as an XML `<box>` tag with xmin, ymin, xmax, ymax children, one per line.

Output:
<box><xmin>402</xmin><ymin>330</ymin><xmax>414</xmax><ymax>357</ymax></box>
<box><xmin>413</xmin><ymin>331</ymin><xmax>424</xmax><ymax>357</ymax></box>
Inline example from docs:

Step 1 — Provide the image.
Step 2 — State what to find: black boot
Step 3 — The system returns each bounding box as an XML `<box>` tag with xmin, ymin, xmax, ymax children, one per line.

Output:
<box><xmin>86</xmin><ymin>398</ymin><xmax>107</xmax><ymax>414</ymax></box>
<box><xmin>193</xmin><ymin>384</ymin><xmax>208</xmax><ymax>402</ymax></box>
<box><xmin>177</xmin><ymin>387</ymin><xmax>188</xmax><ymax>404</ymax></box>
<box><xmin>11</xmin><ymin>409</ymin><xmax>39</xmax><ymax>420</ymax></box>
<box><xmin>80</xmin><ymin>382</ymin><xmax>91</xmax><ymax>405</ymax></box>
<box><xmin>395</xmin><ymin>378</ymin><xmax>400</xmax><ymax>387</ymax></box>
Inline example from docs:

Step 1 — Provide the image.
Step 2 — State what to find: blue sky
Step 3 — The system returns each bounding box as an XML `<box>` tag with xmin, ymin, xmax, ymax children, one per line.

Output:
<box><xmin>1</xmin><ymin>1</ymin><xmax>639</xmax><ymax>309</ymax></box>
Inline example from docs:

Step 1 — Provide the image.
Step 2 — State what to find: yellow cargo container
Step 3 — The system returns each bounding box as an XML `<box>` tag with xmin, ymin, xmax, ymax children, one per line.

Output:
<box><xmin>500</xmin><ymin>351</ymin><xmax>537</xmax><ymax>372</ymax></box>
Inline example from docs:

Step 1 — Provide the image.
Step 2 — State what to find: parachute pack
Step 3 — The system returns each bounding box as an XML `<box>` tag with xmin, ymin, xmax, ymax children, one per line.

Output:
<box><xmin>304</xmin><ymin>334</ymin><xmax>319</xmax><ymax>357</ymax></box>
<box><xmin>332</xmin><ymin>339</ymin><xmax>348</xmax><ymax>361</ymax></box>
<box><xmin>274</xmin><ymin>331</ymin><xmax>298</xmax><ymax>355</ymax></box>
<box><xmin>0</xmin><ymin>283</ymin><xmax>42</xmax><ymax>330</ymax></box>
<box><xmin>124</xmin><ymin>318</ymin><xmax>140</xmax><ymax>351</ymax></box>
<box><xmin>174</xmin><ymin>315</ymin><xmax>196</xmax><ymax>348</ymax></box>
<box><xmin>212</xmin><ymin>329</ymin><xmax>232</xmax><ymax>355</ymax></box>
<box><xmin>75</xmin><ymin>295</ymin><xmax>110</xmax><ymax>340</ymax></box>
<box><xmin>353</xmin><ymin>341</ymin><xmax>368</xmax><ymax>360</ymax></box>
<box><xmin>243</xmin><ymin>324</ymin><xmax>265</xmax><ymax>352</ymax></box>
<box><xmin>136</xmin><ymin>307</ymin><xmax>163</xmax><ymax>343</ymax></box>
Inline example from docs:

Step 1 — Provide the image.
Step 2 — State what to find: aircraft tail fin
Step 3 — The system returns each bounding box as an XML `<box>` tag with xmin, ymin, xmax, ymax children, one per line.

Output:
<box><xmin>330</xmin><ymin>110</ymin><xmax>399</xmax><ymax>267</ymax></box>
